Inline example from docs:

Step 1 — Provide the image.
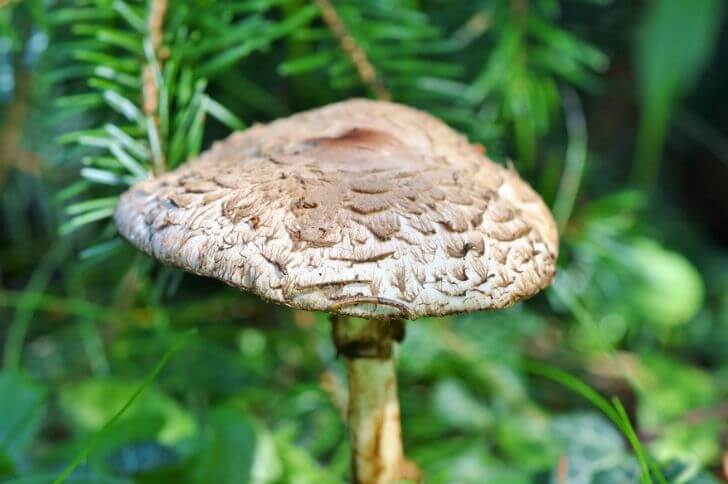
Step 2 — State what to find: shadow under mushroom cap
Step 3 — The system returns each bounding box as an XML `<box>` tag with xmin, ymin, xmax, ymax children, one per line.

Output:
<box><xmin>114</xmin><ymin>99</ymin><xmax>559</xmax><ymax>320</ymax></box>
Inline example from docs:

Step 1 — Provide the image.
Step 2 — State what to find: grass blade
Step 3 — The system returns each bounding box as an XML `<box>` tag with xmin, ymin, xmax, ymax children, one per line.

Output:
<box><xmin>53</xmin><ymin>329</ymin><xmax>197</xmax><ymax>484</ymax></box>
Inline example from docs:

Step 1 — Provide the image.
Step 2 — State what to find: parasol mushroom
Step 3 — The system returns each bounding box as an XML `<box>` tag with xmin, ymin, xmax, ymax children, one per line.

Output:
<box><xmin>114</xmin><ymin>99</ymin><xmax>559</xmax><ymax>483</ymax></box>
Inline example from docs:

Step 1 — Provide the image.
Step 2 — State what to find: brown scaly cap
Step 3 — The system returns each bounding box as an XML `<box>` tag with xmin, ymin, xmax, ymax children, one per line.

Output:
<box><xmin>114</xmin><ymin>99</ymin><xmax>559</xmax><ymax>319</ymax></box>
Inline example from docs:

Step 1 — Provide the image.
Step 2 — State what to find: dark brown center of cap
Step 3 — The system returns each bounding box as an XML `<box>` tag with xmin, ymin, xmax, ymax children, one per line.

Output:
<box><xmin>299</xmin><ymin>128</ymin><xmax>421</xmax><ymax>173</ymax></box>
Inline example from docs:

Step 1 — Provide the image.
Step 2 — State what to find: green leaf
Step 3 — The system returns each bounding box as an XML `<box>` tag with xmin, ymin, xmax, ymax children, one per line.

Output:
<box><xmin>636</xmin><ymin>0</ymin><xmax>723</xmax><ymax>110</ymax></box>
<box><xmin>628</xmin><ymin>239</ymin><xmax>704</xmax><ymax>326</ymax></box>
<box><xmin>103</xmin><ymin>91</ymin><xmax>143</xmax><ymax>124</ymax></box>
<box><xmin>550</xmin><ymin>412</ymin><xmax>636</xmax><ymax>483</ymax></box>
<box><xmin>108</xmin><ymin>143</ymin><xmax>148</xmax><ymax>178</ymax></box>
<box><xmin>54</xmin><ymin>331</ymin><xmax>196</xmax><ymax>484</ymax></box>
<box><xmin>432</xmin><ymin>379</ymin><xmax>491</xmax><ymax>432</ymax></box>
<box><xmin>420</xmin><ymin>440</ymin><xmax>531</xmax><ymax>484</ymax></box>
<box><xmin>273</xmin><ymin>432</ymin><xmax>338</xmax><ymax>484</ymax></box>
<box><xmin>203</xmin><ymin>95</ymin><xmax>246</xmax><ymax>130</ymax></box>
<box><xmin>278</xmin><ymin>52</ymin><xmax>335</xmax><ymax>76</ymax></box>
<box><xmin>106</xmin><ymin>441</ymin><xmax>181</xmax><ymax>477</ymax></box>
<box><xmin>66</xmin><ymin>197</ymin><xmax>118</xmax><ymax>216</ymax></box>
<box><xmin>5</xmin><ymin>476</ymin><xmax>130</xmax><ymax>484</ymax></box>
<box><xmin>191</xmin><ymin>405</ymin><xmax>282</xmax><ymax>484</ymax></box>
<box><xmin>525</xmin><ymin>361</ymin><xmax>664</xmax><ymax>483</ymax></box>
<box><xmin>51</xmin><ymin>7</ymin><xmax>115</xmax><ymax>24</ymax></box>
<box><xmin>197</xmin><ymin>4</ymin><xmax>319</xmax><ymax>77</ymax></box>
<box><xmin>104</xmin><ymin>124</ymin><xmax>149</xmax><ymax>161</ymax></box>
<box><xmin>0</xmin><ymin>372</ymin><xmax>47</xmax><ymax>464</ymax></box>
<box><xmin>80</xmin><ymin>167</ymin><xmax>133</xmax><ymax>186</ymax></box>
<box><xmin>636</xmin><ymin>354</ymin><xmax>719</xmax><ymax>465</ymax></box>
<box><xmin>495</xmin><ymin>409</ymin><xmax>561</xmax><ymax>469</ymax></box>
<box><xmin>58</xmin><ymin>379</ymin><xmax>196</xmax><ymax>446</ymax></box>
<box><xmin>112</xmin><ymin>0</ymin><xmax>145</xmax><ymax>33</ymax></box>
<box><xmin>60</xmin><ymin>207</ymin><xmax>115</xmax><ymax>235</ymax></box>
<box><xmin>633</xmin><ymin>0</ymin><xmax>724</xmax><ymax>185</ymax></box>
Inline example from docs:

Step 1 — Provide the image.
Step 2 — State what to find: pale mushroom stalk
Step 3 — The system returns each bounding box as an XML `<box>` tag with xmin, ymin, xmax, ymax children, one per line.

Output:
<box><xmin>332</xmin><ymin>316</ymin><xmax>406</xmax><ymax>483</ymax></box>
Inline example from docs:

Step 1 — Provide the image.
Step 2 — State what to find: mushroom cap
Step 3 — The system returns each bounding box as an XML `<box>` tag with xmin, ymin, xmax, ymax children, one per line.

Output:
<box><xmin>114</xmin><ymin>99</ymin><xmax>558</xmax><ymax>319</ymax></box>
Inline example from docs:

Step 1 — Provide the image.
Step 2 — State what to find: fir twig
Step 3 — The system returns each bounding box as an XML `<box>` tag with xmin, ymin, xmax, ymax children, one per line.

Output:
<box><xmin>143</xmin><ymin>0</ymin><xmax>168</xmax><ymax>174</ymax></box>
<box><xmin>148</xmin><ymin>0</ymin><xmax>167</xmax><ymax>53</ymax></box>
<box><xmin>314</xmin><ymin>0</ymin><xmax>391</xmax><ymax>101</ymax></box>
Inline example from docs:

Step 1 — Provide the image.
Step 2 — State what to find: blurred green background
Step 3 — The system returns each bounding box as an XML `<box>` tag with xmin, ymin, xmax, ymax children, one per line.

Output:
<box><xmin>1</xmin><ymin>0</ymin><xmax>727</xmax><ymax>482</ymax></box>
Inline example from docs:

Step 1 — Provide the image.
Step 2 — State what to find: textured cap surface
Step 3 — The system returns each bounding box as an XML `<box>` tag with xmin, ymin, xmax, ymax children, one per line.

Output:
<box><xmin>114</xmin><ymin>99</ymin><xmax>558</xmax><ymax>319</ymax></box>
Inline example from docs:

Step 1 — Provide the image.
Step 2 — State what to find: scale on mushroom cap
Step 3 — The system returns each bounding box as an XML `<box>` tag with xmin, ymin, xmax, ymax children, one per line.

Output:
<box><xmin>114</xmin><ymin>99</ymin><xmax>559</xmax><ymax>484</ymax></box>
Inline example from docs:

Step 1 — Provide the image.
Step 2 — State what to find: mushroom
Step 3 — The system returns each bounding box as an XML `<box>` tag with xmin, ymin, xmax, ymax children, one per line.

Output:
<box><xmin>114</xmin><ymin>99</ymin><xmax>558</xmax><ymax>483</ymax></box>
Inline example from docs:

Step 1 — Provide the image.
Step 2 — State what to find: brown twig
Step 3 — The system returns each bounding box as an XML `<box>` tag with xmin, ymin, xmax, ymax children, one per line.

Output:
<box><xmin>556</xmin><ymin>455</ymin><xmax>569</xmax><ymax>484</ymax></box>
<box><xmin>143</xmin><ymin>0</ymin><xmax>168</xmax><ymax>174</ymax></box>
<box><xmin>0</xmin><ymin>69</ymin><xmax>41</xmax><ymax>186</ymax></box>
<box><xmin>148</xmin><ymin>0</ymin><xmax>167</xmax><ymax>53</ymax></box>
<box><xmin>313</xmin><ymin>0</ymin><xmax>392</xmax><ymax>101</ymax></box>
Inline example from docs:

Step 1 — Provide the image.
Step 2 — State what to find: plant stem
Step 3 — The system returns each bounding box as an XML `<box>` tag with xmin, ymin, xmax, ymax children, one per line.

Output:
<box><xmin>346</xmin><ymin>357</ymin><xmax>403</xmax><ymax>483</ymax></box>
<box><xmin>631</xmin><ymin>102</ymin><xmax>669</xmax><ymax>189</ymax></box>
<box><xmin>3</xmin><ymin>243</ymin><xmax>66</xmax><ymax>371</ymax></box>
<box><xmin>331</xmin><ymin>316</ymin><xmax>409</xmax><ymax>484</ymax></box>
<box><xmin>553</xmin><ymin>86</ymin><xmax>587</xmax><ymax>232</ymax></box>
<box><xmin>143</xmin><ymin>0</ymin><xmax>168</xmax><ymax>175</ymax></box>
<box><xmin>314</xmin><ymin>0</ymin><xmax>391</xmax><ymax>101</ymax></box>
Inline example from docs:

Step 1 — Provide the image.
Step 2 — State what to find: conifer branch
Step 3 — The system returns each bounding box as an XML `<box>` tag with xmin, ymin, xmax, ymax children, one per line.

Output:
<box><xmin>143</xmin><ymin>0</ymin><xmax>168</xmax><ymax>175</ymax></box>
<box><xmin>314</xmin><ymin>0</ymin><xmax>391</xmax><ymax>101</ymax></box>
<box><xmin>148</xmin><ymin>0</ymin><xmax>167</xmax><ymax>54</ymax></box>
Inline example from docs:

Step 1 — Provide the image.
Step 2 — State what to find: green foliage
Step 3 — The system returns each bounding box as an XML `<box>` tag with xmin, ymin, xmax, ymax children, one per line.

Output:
<box><xmin>526</xmin><ymin>361</ymin><xmax>665</xmax><ymax>484</ymax></box>
<box><xmin>465</xmin><ymin>1</ymin><xmax>607</xmax><ymax>167</ymax></box>
<box><xmin>283</xmin><ymin>1</ymin><xmax>461</xmax><ymax>100</ymax></box>
<box><xmin>628</xmin><ymin>240</ymin><xmax>704</xmax><ymax>327</ymax></box>
<box><xmin>0</xmin><ymin>372</ymin><xmax>48</xmax><ymax>479</ymax></box>
<box><xmin>54</xmin><ymin>0</ymin><xmax>265</xmax><ymax>238</ymax></box>
<box><xmin>636</xmin><ymin>354</ymin><xmax>720</xmax><ymax>466</ymax></box>
<box><xmin>54</xmin><ymin>330</ymin><xmax>194</xmax><ymax>483</ymax></box>
<box><xmin>550</xmin><ymin>412</ymin><xmax>637</xmax><ymax>483</ymax></box>
<box><xmin>191</xmin><ymin>404</ymin><xmax>281</xmax><ymax>484</ymax></box>
<box><xmin>633</xmin><ymin>0</ymin><xmax>725</xmax><ymax>186</ymax></box>
<box><xmin>2</xmin><ymin>0</ymin><xmax>728</xmax><ymax>482</ymax></box>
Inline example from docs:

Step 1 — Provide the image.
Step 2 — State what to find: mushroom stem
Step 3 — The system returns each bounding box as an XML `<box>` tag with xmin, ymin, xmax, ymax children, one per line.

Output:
<box><xmin>345</xmin><ymin>356</ymin><xmax>403</xmax><ymax>483</ymax></box>
<box><xmin>331</xmin><ymin>316</ymin><xmax>408</xmax><ymax>484</ymax></box>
